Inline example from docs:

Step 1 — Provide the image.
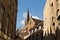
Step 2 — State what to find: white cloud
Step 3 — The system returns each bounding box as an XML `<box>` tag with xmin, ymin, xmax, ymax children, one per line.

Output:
<box><xmin>20</xmin><ymin>19</ymin><xmax>25</xmax><ymax>25</ymax></box>
<box><xmin>20</xmin><ymin>12</ymin><xmax>27</xmax><ymax>25</ymax></box>
<box><xmin>23</xmin><ymin>12</ymin><xmax>27</xmax><ymax>18</ymax></box>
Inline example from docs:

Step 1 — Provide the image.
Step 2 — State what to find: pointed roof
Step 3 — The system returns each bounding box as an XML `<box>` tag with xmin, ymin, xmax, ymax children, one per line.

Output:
<box><xmin>27</xmin><ymin>9</ymin><xmax>29</xmax><ymax>19</ymax></box>
<box><xmin>26</xmin><ymin>8</ymin><xmax>30</xmax><ymax>21</ymax></box>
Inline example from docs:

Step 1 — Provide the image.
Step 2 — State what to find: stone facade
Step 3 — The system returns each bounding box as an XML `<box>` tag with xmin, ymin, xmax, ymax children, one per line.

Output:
<box><xmin>0</xmin><ymin>0</ymin><xmax>17</xmax><ymax>40</ymax></box>
<box><xmin>43</xmin><ymin>0</ymin><xmax>60</xmax><ymax>40</ymax></box>
<box><xmin>43</xmin><ymin>0</ymin><xmax>60</xmax><ymax>36</ymax></box>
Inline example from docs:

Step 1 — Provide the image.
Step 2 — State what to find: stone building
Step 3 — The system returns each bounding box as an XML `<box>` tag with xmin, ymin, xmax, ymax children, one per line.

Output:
<box><xmin>16</xmin><ymin>10</ymin><xmax>43</xmax><ymax>40</ymax></box>
<box><xmin>43</xmin><ymin>0</ymin><xmax>60</xmax><ymax>35</ymax></box>
<box><xmin>43</xmin><ymin>0</ymin><xmax>60</xmax><ymax>40</ymax></box>
<box><xmin>0</xmin><ymin>0</ymin><xmax>17</xmax><ymax>40</ymax></box>
<box><xmin>25</xmin><ymin>10</ymin><xmax>43</xmax><ymax>33</ymax></box>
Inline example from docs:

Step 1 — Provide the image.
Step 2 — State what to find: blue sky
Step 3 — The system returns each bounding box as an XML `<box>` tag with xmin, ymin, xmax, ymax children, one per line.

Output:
<box><xmin>16</xmin><ymin>0</ymin><xmax>46</xmax><ymax>29</ymax></box>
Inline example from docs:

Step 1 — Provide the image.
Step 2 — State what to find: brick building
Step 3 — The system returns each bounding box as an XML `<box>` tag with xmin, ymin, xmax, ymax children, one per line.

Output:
<box><xmin>0</xmin><ymin>0</ymin><xmax>17</xmax><ymax>40</ymax></box>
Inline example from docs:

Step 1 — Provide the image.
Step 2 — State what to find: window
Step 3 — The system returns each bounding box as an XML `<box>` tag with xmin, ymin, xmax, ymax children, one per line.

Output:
<box><xmin>35</xmin><ymin>28</ymin><xmax>37</xmax><ymax>32</ymax></box>
<box><xmin>39</xmin><ymin>26</ymin><xmax>41</xmax><ymax>30</ymax></box>
<box><xmin>56</xmin><ymin>9</ymin><xmax>59</xmax><ymax>16</ymax></box>
<box><xmin>52</xmin><ymin>17</ymin><xmax>54</xmax><ymax>21</ymax></box>
<box><xmin>52</xmin><ymin>22</ymin><xmax>55</xmax><ymax>26</ymax></box>
<box><xmin>31</xmin><ymin>29</ymin><xmax>34</xmax><ymax>33</ymax></box>
<box><xmin>51</xmin><ymin>2</ymin><xmax>53</xmax><ymax>6</ymax></box>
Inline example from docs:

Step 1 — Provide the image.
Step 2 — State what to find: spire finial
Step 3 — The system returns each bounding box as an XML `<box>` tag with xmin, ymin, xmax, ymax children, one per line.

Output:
<box><xmin>27</xmin><ymin>7</ymin><xmax>29</xmax><ymax>19</ymax></box>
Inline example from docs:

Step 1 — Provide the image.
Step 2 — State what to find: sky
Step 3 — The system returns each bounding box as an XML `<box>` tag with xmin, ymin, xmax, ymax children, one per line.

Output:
<box><xmin>16</xmin><ymin>0</ymin><xmax>46</xmax><ymax>29</ymax></box>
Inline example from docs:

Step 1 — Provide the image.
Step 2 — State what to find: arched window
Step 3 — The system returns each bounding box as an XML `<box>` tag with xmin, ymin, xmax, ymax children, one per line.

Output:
<box><xmin>56</xmin><ymin>9</ymin><xmax>59</xmax><ymax>16</ymax></box>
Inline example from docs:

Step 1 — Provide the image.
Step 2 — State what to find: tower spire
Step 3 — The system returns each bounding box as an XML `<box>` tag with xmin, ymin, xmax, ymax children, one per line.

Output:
<box><xmin>25</xmin><ymin>8</ymin><xmax>30</xmax><ymax>26</ymax></box>
<box><xmin>27</xmin><ymin>8</ymin><xmax>29</xmax><ymax>20</ymax></box>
